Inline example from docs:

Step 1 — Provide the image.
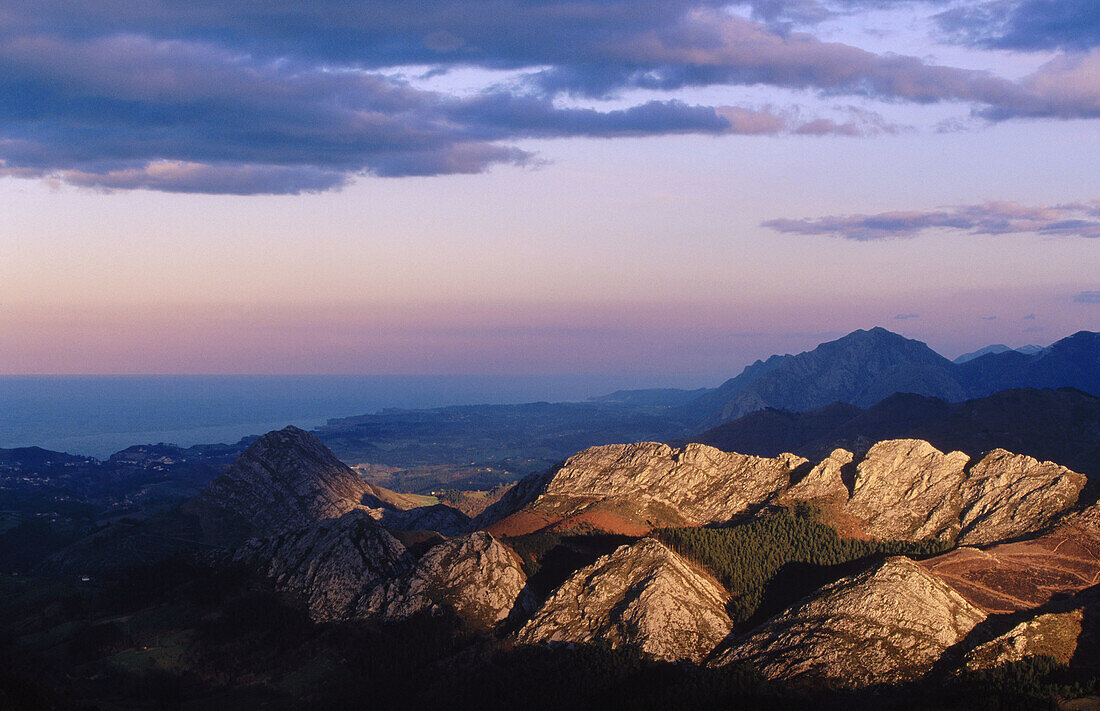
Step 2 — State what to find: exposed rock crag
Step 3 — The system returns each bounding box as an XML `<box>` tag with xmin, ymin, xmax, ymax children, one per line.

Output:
<box><xmin>482</xmin><ymin>443</ymin><xmax>805</xmax><ymax>536</ymax></box>
<box><xmin>517</xmin><ymin>538</ymin><xmax>732</xmax><ymax>662</ymax></box>
<box><xmin>235</xmin><ymin>510</ymin><xmax>411</xmax><ymax>620</ymax></box>
<box><xmin>784</xmin><ymin>440</ymin><xmax>1084</xmax><ymax>545</ymax></box>
<box><xmin>715</xmin><ymin>557</ymin><xmax>987</xmax><ymax>687</ymax></box>
<box><xmin>357</xmin><ymin>532</ymin><xmax>528</xmax><ymax>629</ymax></box>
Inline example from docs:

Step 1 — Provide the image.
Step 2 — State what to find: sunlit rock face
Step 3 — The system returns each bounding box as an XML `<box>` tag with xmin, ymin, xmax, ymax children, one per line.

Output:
<box><xmin>784</xmin><ymin>439</ymin><xmax>1085</xmax><ymax>545</ymax></box>
<box><xmin>480</xmin><ymin>442</ymin><xmax>806</xmax><ymax>535</ymax></box>
<box><xmin>516</xmin><ymin>538</ymin><xmax>733</xmax><ymax>663</ymax></box>
<box><xmin>714</xmin><ymin>556</ymin><xmax>987</xmax><ymax>688</ymax></box>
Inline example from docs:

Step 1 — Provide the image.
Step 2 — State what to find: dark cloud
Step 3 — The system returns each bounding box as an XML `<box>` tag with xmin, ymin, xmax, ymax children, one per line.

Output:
<box><xmin>764</xmin><ymin>201</ymin><xmax>1100</xmax><ymax>240</ymax></box>
<box><xmin>937</xmin><ymin>0</ymin><xmax>1100</xmax><ymax>52</ymax></box>
<box><xmin>739</xmin><ymin>1</ymin><xmax>951</xmax><ymax>28</ymax></box>
<box><xmin>1075</xmin><ymin>291</ymin><xmax>1100</xmax><ymax>304</ymax></box>
<box><xmin>1022</xmin><ymin>313</ymin><xmax>1036</xmax><ymax>319</ymax></box>
<box><xmin>894</xmin><ymin>313</ymin><xmax>920</xmax><ymax>320</ymax></box>
<box><xmin>981</xmin><ymin>315</ymin><xmax>998</xmax><ymax>320</ymax></box>
<box><xmin>0</xmin><ymin>1</ymin><xmax>1098</xmax><ymax>193</ymax></box>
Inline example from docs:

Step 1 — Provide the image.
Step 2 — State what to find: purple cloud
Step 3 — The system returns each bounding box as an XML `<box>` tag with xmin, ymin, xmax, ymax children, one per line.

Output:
<box><xmin>937</xmin><ymin>0</ymin><xmax>1100</xmax><ymax>52</ymax></box>
<box><xmin>0</xmin><ymin>29</ymin><xmax>903</xmax><ymax>193</ymax></box>
<box><xmin>894</xmin><ymin>313</ymin><xmax>920</xmax><ymax>320</ymax></box>
<box><xmin>1074</xmin><ymin>291</ymin><xmax>1100</xmax><ymax>304</ymax></box>
<box><xmin>1</xmin><ymin>1</ymin><xmax>1099</xmax><ymax>193</ymax></box>
<box><xmin>764</xmin><ymin>201</ymin><xmax>1100</xmax><ymax>240</ymax></box>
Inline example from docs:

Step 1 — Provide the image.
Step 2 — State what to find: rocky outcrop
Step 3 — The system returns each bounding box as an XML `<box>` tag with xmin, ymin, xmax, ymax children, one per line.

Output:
<box><xmin>377</xmin><ymin>504</ymin><xmax>472</xmax><ymax>535</ymax></box>
<box><xmin>356</xmin><ymin>532</ymin><xmax>528</xmax><ymax>629</ymax></box>
<box><xmin>516</xmin><ymin>538</ymin><xmax>732</xmax><ymax>663</ymax></box>
<box><xmin>784</xmin><ymin>440</ymin><xmax>1085</xmax><ymax>545</ymax></box>
<box><xmin>484</xmin><ymin>438</ymin><xmax>1082</xmax><ymax>545</ymax></box>
<box><xmin>186</xmin><ymin>426</ymin><xmax>374</xmax><ymax>545</ymax></box>
<box><xmin>844</xmin><ymin>439</ymin><xmax>971</xmax><ymax>541</ymax></box>
<box><xmin>235</xmin><ymin>509</ymin><xmax>412</xmax><ymax>621</ymax></box>
<box><xmin>965</xmin><ymin>609</ymin><xmax>1085</xmax><ymax>669</ymax></box>
<box><xmin>714</xmin><ymin>557</ymin><xmax>987</xmax><ymax>687</ymax></box>
<box><xmin>481</xmin><ymin>443</ymin><xmax>806</xmax><ymax>536</ymax></box>
<box><xmin>785</xmin><ymin>448</ymin><xmax>853</xmax><ymax>503</ymax></box>
<box><xmin>956</xmin><ymin>450</ymin><xmax>1084</xmax><ymax>546</ymax></box>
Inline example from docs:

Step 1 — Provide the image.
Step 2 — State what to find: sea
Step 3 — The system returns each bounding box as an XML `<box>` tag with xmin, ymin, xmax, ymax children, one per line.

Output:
<box><xmin>0</xmin><ymin>374</ymin><xmax>693</xmax><ymax>458</ymax></box>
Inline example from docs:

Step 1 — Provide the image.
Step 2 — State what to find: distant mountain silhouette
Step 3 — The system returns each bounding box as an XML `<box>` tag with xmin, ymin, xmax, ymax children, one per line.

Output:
<box><xmin>953</xmin><ymin>344</ymin><xmax>1043</xmax><ymax>364</ymax></box>
<box><xmin>955</xmin><ymin>330</ymin><xmax>1099</xmax><ymax>396</ymax></box>
<box><xmin>685</xmin><ymin>387</ymin><xmax>1100</xmax><ymax>479</ymax></box>
<box><xmin>682</xmin><ymin>328</ymin><xmax>1098</xmax><ymax>428</ymax></box>
<box><xmin>685</xmin><ymin>328</ymin><xmax>967</xmax><ymax>427</ymax></box>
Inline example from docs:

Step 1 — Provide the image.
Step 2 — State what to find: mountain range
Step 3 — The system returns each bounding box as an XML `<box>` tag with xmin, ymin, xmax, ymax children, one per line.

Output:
<box><xmin>679</xmin><ymin>328</ymin><xmax>1099</xmax><ymax>428</ymax></box>
<box><xmin>3</xmin><ymin>326</ymin><xmax>1100</xmax><ymax>708</ymax></box>
<box><xmin>7</xmin><ymin>414</ymin><xmax>1100</xmax><ymax>708</ymax></box>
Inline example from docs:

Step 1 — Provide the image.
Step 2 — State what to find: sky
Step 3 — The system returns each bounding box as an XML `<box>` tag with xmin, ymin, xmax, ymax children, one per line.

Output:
<box><xmin>1</xmin><ymin>0</ymin><xmax>1098</xmax><ymax>380</ymax></box>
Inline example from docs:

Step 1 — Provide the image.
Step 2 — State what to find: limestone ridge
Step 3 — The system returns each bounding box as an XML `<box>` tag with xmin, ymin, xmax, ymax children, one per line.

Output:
<box><xmin>836</xmin><ymin>440</ymin><xmax>1085</xmax><ymax>544</ymax></box>
<box><xmin>356</xmin><ymin>531</ymin><xmax>529</xmax><ymax>629</ymax></box>
<box><xmin>480</xmin><ymin>438</ymin><xmax>1084</xmax><ymax>544</ymax></box>
<box><xmin>234</xmin><ymin>509</ymin><xmax>412</xmax><ymax>621</ymax></box>
<box><xmin>186</xmin><ymin>425</ymin><xmax>374</xmax><ymax>545</ymax></box>
<box><xmin>479</xmin><ymin>442</ymin><xmax>806</xmax><ymax>536</ymax></box>
<box><xmin>516</xmin><ymin>538</ymin><xmax>733</xmax><ymax>663</ymax></box>
<box><xmin>714</xmin><ymin>557</ymin><xmax>988</xmax><ymax>687</ymax></box>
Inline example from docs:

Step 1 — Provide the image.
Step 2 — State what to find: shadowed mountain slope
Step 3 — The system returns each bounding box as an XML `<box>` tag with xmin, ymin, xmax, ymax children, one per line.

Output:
<box><xmin>184</xmin><ymin>426</ymin><xmax>377</xmax><ymax>546</ymax></box>
<box><xmin>687</xmin><ymin>388</ymin><xmax>1100</xmax><ymax>479</ymax></box>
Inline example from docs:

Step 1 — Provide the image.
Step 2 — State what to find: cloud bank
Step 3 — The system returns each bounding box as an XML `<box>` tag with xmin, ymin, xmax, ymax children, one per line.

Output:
<box><xmin>764</xmin><ymin>201</ymin><xmax>1100</xmax><ymax>240</ymax></box>
<box><xmin>0</xmin><ymin>1</ymin><xmax>1098</xmax><ymax>193</ymax></box>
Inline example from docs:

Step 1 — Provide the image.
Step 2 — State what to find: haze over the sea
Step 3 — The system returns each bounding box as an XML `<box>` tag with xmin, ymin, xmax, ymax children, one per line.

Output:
<box><xmin>0</xmin><ymin>374</ymin><xmax>707</xmax><ymax>458</ymax></box>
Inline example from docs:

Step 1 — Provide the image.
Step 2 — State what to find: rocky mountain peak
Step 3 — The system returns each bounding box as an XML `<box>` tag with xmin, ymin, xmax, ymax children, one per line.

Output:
<box><xmin>517</xmin><ymin>538</ymin><xmax>733</xmax><ymax>662</ymax></box>
<box><xmin>783</xmin><ymin>439</ymin><xmax>1085</xmax><ymax>544</ymax></box>
<box><xmin>185</xmin><ymin>425</ymin><xmax>373</xmax><ymax>545</ymax></box>
<box><xmin>846</xmin><ymin>439</ymin><xmax>971</xmax><ymax>541</ymax></box>
<box><xmin>234</xmin><ymin>509</ymin><xmax>412</xmax><ymax>621</ymax></box>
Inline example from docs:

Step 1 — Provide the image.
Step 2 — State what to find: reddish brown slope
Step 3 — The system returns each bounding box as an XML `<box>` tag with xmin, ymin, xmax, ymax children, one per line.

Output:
<box><xmin>921</xmin><ymin>509</ymin><xmax>1100</xmax><ymax>614</ymax></box>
